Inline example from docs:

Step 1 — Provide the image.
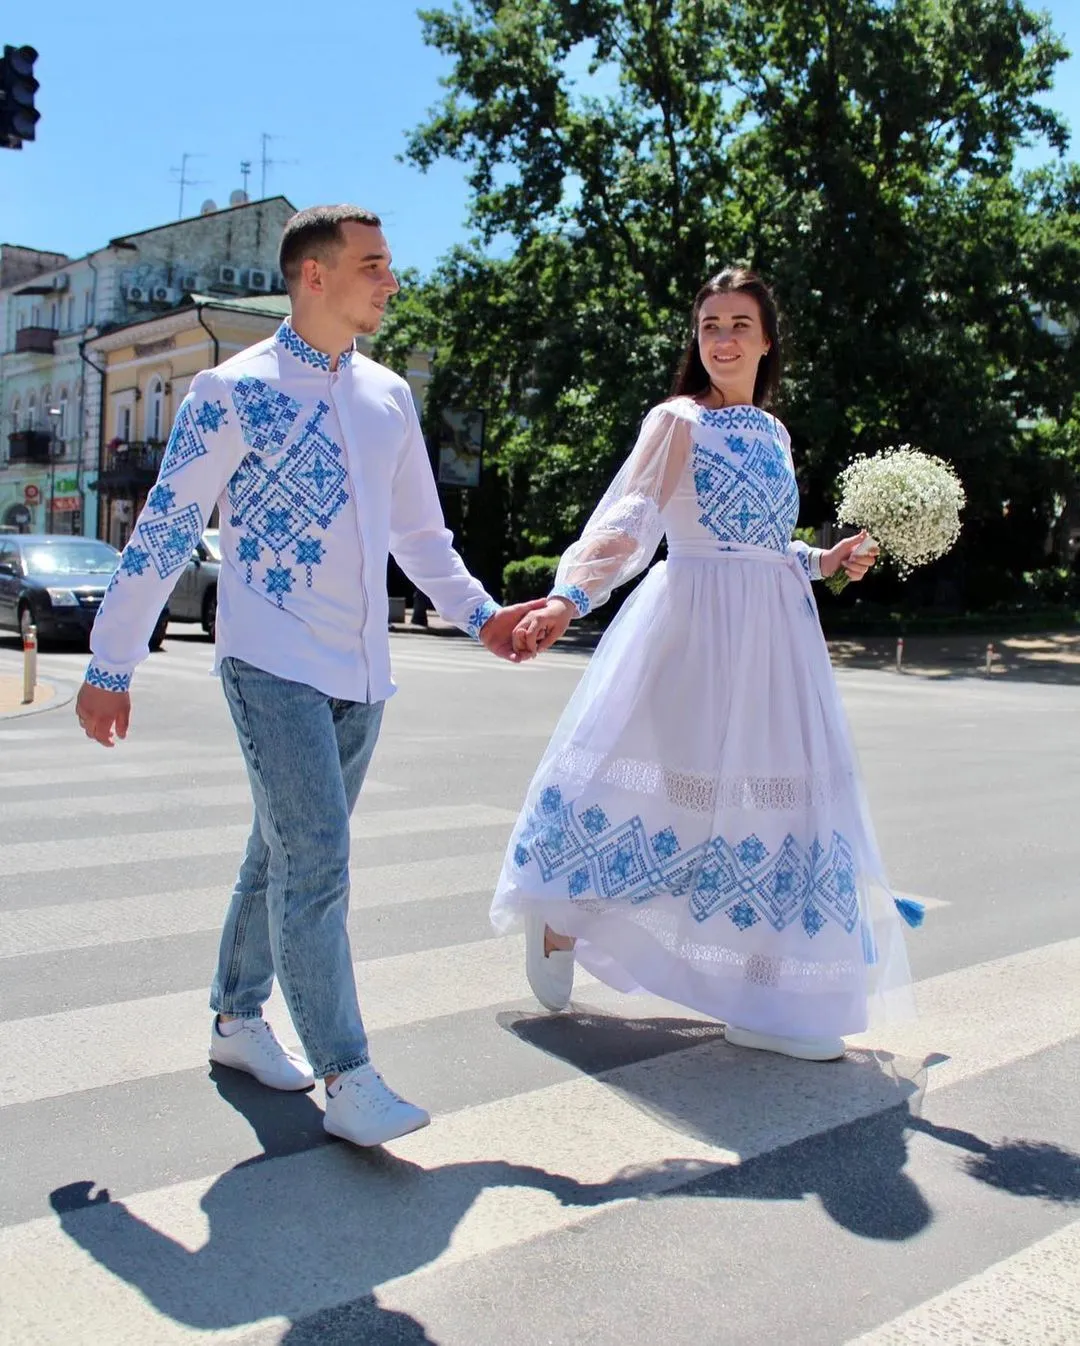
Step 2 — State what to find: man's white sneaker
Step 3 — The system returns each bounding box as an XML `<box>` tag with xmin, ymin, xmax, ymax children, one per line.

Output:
<box><xmin>323</xmin><ymin>1064</ymin><xmax>431</xmax><ymax>1147</ymax></box>
<box><xmin>209</xmin><ymin>1016</ymin><xmax>315</xmax><ymax>1090</ymax></box>
<box><xmin>724</xmin><ymin>1024</ymin><xmax>846</xmax><ymax>1062</ymax></box>
<box><xmin>525</xmin><ymin>910</ymin><xmax>575</xmax><ymax>1012</ymax></box>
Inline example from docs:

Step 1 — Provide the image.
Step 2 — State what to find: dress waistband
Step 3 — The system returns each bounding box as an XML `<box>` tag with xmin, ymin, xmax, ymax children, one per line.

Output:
<box><xmin>666</xmin><ymin>542</ymin><xmax>788</xmax><ymax>564</ymax></box>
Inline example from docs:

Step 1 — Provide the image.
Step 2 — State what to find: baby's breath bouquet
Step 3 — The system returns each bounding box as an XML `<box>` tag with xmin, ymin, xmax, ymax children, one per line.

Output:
<box><xmin>826</xmin><ymin>445</ymin><xmax>965</xmax><ymax>594</ymax></box>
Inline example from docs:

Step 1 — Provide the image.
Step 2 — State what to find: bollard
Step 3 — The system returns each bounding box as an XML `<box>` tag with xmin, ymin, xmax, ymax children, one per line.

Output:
<box><xmin>896</xmin><ymin>636</ymin><xmax>904</xmax><ymax>673</ymax></box>
<box><xmin>985</xmin><ymin>642</ymin><xmax>994</xmax><ymax>677</ymax></box>
<box><xmin>21</xmin><ymin>623</ymin><xmax>37</xmax><ymax>705</ymax></box>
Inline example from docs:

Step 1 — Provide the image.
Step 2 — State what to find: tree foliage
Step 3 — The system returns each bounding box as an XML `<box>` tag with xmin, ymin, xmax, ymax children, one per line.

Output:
<box><xmin>375</xmin><ymin>0</ymin><xmax>1080</xmax><ymax>607</ymax></box>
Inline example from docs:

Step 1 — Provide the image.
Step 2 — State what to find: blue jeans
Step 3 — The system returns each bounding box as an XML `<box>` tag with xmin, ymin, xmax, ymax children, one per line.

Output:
<box><xmin>211</xmin><ymin>658</ymin><xmax>384</xmax><ymax>1078</ymax></box>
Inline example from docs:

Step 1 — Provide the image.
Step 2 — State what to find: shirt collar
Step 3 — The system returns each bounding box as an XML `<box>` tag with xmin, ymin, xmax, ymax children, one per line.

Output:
<box><xmin>275</xmin><ymin>319</ymin><xmax>354</xmax><ymax>372</ymax></box>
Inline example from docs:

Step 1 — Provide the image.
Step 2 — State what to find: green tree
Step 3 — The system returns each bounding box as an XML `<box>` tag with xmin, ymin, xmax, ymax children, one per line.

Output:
<box><xmin>378</xmin><ymin>0</ymin><xmax>1080</xmax><ymax>607</ymax></box>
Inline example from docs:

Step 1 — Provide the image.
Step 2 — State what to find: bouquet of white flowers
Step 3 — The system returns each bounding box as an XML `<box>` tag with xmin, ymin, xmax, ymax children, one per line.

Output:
<box><xmin>826</xmin><ymin>445</ymin><xmax>966</xmax><ymax>594</ymax></box>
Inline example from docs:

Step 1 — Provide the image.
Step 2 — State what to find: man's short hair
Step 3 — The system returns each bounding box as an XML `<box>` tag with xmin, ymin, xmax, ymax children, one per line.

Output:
<box><xmin>278</xmin><ymin>205</ymin><xmax>382</xmax><ymax>291</ymax></box>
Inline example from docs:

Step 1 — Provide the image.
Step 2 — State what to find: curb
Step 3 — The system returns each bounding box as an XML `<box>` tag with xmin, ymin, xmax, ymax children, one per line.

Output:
<box><xmin>0</xmin><ymin>673</ymin><xmax>77</xmax><ymax>722</ymax></box>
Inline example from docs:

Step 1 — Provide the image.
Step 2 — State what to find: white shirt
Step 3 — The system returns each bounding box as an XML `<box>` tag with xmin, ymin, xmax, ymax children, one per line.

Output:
<box><xmin>87</xmin><ymin>321</ymin><xmax>498</xmax><ymax>702</ymax></box>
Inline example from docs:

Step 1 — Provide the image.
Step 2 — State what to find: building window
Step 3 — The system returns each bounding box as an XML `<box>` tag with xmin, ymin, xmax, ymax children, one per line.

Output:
<box><xmin>49</xmin><ymin>301</ymin><xmax>58</xmax><ymax>329</ymax></box>
<box><xmin>26</xmin><ymin>394</ymin><xmax>37</xmax><ymax>429</ymax></box>
<box><xmin>146</xmin><ymin>376</ymin><xmax>164</xmax><ymax>442</ymax></box>
<box><xmin>9</xmin><ymin>399</ymin><xmax>19</xmax><ymax>436</ymax></box>
<box><xmin>118</xmin><ymin>405</ymin><xmax>132</xmax><ymax>442</ymax></box>
<box><xmin>84</xmin><ymin>291</ymin><xmax>93</xmax><ymax>325</ymax></box>
<box><xmin>31</xmin><ymin>304</ymin><xmax>40</xmax><ymax>327</ymax></box>
<box><xmin>66</xmin><ymin>296</ymin><xmax>75</xmax><ymax>331</ymax></box>
<box><xmin>57</xmin><ymin>390</ymin><xmax>69</xmax><ymax>443</ymax></box>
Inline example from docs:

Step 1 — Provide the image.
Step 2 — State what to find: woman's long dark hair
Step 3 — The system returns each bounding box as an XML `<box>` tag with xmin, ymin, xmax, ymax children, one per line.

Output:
<box><xmin>670</xmin><ymin>268</ymin><xmax>782</xmax><ymax>408</ymax></box>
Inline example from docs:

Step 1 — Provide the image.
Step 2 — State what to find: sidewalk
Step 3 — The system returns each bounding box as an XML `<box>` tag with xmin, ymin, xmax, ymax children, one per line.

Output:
<box><xmin>0</xmin><ymin>673</ymin><xmax>59</xmax><ymax>717</ymax></box>
<box><xmin>392</xmin><ymin>613</ymin><xmax>1080</xmax><ymax>682</ymax></box>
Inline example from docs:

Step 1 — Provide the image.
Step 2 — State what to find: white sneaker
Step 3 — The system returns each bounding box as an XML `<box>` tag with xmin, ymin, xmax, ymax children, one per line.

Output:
<box><xmin>323</xmin><ymin>1064</ymin><xmax>431</xmax><ymax>1147</ymax></box>
<box><xmin>725</xmin><ymin>1024</ymin><xmax>845</xmax><ymax>1062</ymax></box>
<box><xmin>525</xmin><ymin>910</ymin><xmax>575</xmax><ymax>1012</ymax></box>
<box><xmin>209</xmin><ymin>1016</ymin><xmax>315</xmax><ymax>1090</ymax></box>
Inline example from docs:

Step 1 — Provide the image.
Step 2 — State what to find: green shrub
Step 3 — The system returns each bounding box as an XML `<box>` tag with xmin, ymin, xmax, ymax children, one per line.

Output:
<box><xmin>502</xmin><ymin>555</ymin><xmax>561</xmax><ymax>604</ymax></box>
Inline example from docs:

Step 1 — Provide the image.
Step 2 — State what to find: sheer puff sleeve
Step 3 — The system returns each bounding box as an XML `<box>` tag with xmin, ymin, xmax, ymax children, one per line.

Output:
<box><xmin>549</xmin><ymin>403</ymin><xmax>691</xmax><ymax>617</ymax></box>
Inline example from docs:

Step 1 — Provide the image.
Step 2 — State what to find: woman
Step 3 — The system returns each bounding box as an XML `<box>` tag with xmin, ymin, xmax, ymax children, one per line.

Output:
<box><xmin>491</xmin><ymin>269</ymin><xmax>918</xmax><ymax>1062</ymax></box>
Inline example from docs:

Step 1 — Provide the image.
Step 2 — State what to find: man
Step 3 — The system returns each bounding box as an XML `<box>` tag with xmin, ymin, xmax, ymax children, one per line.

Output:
<box><xmin>76</xmin><ymin>205</ymin><xmax>543</xmax><ymax>1146</ymax></box>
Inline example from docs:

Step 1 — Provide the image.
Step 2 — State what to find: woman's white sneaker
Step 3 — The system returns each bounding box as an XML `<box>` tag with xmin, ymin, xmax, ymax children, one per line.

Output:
<box><xmin>323</xmin><ymin>1064</ymin><xmax>431</xmax><ymax>1147</ymax></box>
<box><xmin>525</xmin><ymin>910</ymin><xmax>575</xmax><ymax>1012</ymax></box>
<box><xmin>724</xmin><ymin>1024</ymin><xmax>845</xmax><ymax>1062</ymax></box>
<box><xmin>208</xmin><ymin>1016</ymin><xmax>315</xmax><ymax>1090</ymax></box>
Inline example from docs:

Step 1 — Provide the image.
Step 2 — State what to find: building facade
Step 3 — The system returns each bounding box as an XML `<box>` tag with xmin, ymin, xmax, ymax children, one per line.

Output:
<box><xmin>0</xmin><ymin>196</ymin><xmax>295</xmax><ymax>539</ymax></box>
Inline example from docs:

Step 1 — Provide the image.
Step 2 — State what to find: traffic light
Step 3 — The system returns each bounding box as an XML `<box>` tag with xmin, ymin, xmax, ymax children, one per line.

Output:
<box><xmin>0</xmin><ymin>45</ymin><xmax>39</xmax><ymax>151</ymax></box>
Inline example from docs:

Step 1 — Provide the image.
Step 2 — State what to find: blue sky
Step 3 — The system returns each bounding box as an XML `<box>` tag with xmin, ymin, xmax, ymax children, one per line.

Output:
<box><xmin>2</xmin><ymin>1</ymin><xmax>1078</xmax><ymax>276</ymax></box>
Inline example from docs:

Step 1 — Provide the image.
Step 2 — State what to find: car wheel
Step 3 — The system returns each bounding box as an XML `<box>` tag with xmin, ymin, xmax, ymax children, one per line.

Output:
<box><xmin>149</xmin><ymin>611</ymin><xmax>168</xmax><ymax>653</ymax></box>
<box><xmin>202</xmin><ymin>588</ymin><xmax>217</xmax><ymax>642</ymax></box>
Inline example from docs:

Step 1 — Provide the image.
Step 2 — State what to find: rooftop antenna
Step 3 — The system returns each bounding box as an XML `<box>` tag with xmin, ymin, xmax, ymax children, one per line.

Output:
<box><xmin>240</xmin><ymin>159</ymin><xmax>252</xmax><ymax>198</ymax></box>
<box><xmin>259</xmin><ymin>133</ymin><xmax>299</xmax><ymax>198</ymax></box>
<box><xmin>170</xmin><ymin>152</ymin><xmax>209</xmax><ymax>219</ymax></box>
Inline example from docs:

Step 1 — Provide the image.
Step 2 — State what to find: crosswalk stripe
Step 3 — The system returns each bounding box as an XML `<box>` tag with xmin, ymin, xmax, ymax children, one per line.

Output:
<box><xmin>0</xmin><ymin>777</ymin><xmax>400</xmax><ymax>823</ymax></box>
<box><xmin>0</xmin><ymin>936</ymin><xmax>1077</xmax><ymax>1342</ymax></box>
<box><xmin>0</xmin><ymin>756</ymin><xmax>248</xmax><ymax>791</ymax></box>
<box><xmin>845</xmin><ymin>1218</ymin><xmax>1080</xmax><ymax>1344</ymax></box>
<box><xmin>0</xmin><ymin>850</ymin><xmax>506</xmax><ymax>959</ymax></box>
<box><xmin>0</xmin><ymin>803</ymin><xmax>518</xmax><ymax>876</ymax></box>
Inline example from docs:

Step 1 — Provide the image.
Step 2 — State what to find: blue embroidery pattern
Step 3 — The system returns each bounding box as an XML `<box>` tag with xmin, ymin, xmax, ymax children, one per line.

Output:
<box><xmin>551</xmin><ymin>584</ymin><xmax>591</xmax><ymax>617</ymax></box>
<box><xmin>159</xmin><ymin>402</ymin><xmax>210</xmax><ymax>480</ymax></box>
<box><xmin>86</xmin><ymin>666</ymin><xmax>132</xmax><ymax>692</ymax></box>
<box><xmin>120</xmin><ymin>545</ymin><xmax>151</xmax><ymax>577</ymax></box>
<box><xmin>137</xmin><ymin>503</ymin><xmax>205</xmax><ymax>579</ymax></box>
<box><xmin>275</xmin><ymin>321</ymin><xmax>354</xmax><ymax>373</ymax></box>
<box><xmin>225</xmin><ymin>399</ymin><xmax>349</xmax><ymax>605</ymax></box>
<box><xmin>195</xmin><ymin>400</ymin><xmax>229</xmax><ymax>434</ymax></box>
<box><xmin>691</xmin><ymin>421</ymin><xmax>799</xmax><ymax>551</ymax></box>
<box><xmin>147</xmin><ymin>484</ymin><xmax>175</xmax><ymax>516</ymax></box>
<box><xmin>232</xmin><ymin>376</ymin><xmax>303</xmax><ymax>453</ymax></box>
<box><xmin>512</xmin><ymin>785</ymin><xmax>859</xmax><ymax>938</ymax></box>
<box><xmin>467</xmin><ymin>599</ymin><xmax>499</xmax><ymax>638</ymax></box>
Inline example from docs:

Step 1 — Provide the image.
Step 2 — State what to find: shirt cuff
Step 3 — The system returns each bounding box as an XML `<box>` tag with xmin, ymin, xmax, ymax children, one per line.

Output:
<box><xmin>86</xmin><ymin>660</ymin><xmax>134</xmax><ymax>693</ymax></box>
<box><xmin>550</xmin><ymin>584</ymin><xmax>591</xmax><ymax>618</ymax></box>
<box><xmin>465</xmin><ymin>598</ymin><xmax>500</xmax><ymax>640</ymax></box>
<box><xmin>793</xmin><ymin>547</ymin><xmax>824</xmax><ymax>583</ymax></box>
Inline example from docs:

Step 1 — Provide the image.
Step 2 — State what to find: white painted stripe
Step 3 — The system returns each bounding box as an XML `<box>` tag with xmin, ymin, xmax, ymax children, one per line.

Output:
<box><xmin>0</xmin><ymin>803</ymin><xmax>517</xmax><ymax>876</ymax></box>
<box><xmin>0</xmin><ymin>933</ymin><xmax>592</xmax><ymax>1104</ymax></box>
<box><xmin>0</xmin><ymin>756</ymin><xmax>247</xmax><ymax>791</ymax></box>
<box><xmin>0</xmin><ymin>777</ymin><xmax>400</xmax><ymax>823</ymax></box>
<box><xmin>846</xmin><ymin>1219</ymin><xmax>1080</xmax><ymax>1344</ymax></box>
<box><xmin>0</xmin><ymin>850</ymin><xmax>506</xmax><ymax>958</ymax></box>
<box><xmin>1</xmin><ymin>939</ymin><xmax>1078</xmax><ymax>1342</ymax></box>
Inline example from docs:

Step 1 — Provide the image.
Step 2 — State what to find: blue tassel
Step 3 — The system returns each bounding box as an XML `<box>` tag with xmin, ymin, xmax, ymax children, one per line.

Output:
<box><xmin>894</xmin><ymin>896</ymin><xmax>925</xmax><ymax>929</ymax></box>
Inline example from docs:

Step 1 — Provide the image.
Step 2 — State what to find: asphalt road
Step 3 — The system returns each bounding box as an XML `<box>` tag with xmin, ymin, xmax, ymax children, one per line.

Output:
<box><xmin>0</xmin><ymin>627</ymin><xmax>1077</xmax><ymax>1345</ymax></box>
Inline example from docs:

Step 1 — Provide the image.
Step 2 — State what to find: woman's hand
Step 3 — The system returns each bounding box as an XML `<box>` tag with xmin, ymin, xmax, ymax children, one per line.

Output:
<box><xmin>820</xmin><ymin>530</ymin><xmax>878</xmax><ymax>582</ymax></box>
<box><xmin>511</xmin><ymin>597</ymin><xmax>576</xmax><ymax>656</ymax></box>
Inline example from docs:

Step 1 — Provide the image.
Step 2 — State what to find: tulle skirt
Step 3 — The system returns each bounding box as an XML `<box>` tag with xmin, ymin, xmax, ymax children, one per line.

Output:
<box><xmin>491</xmin><ymin>548</ymin><xmax>915</xmax><ymax>1037</ymax></box>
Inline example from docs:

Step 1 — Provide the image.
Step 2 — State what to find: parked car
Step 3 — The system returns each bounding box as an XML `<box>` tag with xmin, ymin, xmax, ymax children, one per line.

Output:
<box><xmin>168</xmin><ymin>529</ymin><xmax>220</xmax><ymax>640</ymax></box>
<box><xmin>0</xmin><ymin>533</ymin><xmax>168</xmax><ymax>650</ymax></box>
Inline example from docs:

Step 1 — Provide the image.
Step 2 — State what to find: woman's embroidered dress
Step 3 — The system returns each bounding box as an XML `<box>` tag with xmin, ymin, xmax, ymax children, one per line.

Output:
<box><xmin>491</xmin><ymin>398</ymin><xmax>914</xmax><ymax>1036</ymax></box>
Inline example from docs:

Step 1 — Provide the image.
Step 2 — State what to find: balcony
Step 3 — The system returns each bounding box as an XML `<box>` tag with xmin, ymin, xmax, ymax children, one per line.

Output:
<box><xmin>14</xmin><ymin>326</ymin><xmax>58</xmax><ymax>355</ymax></box>
<box><xmin>95</xmin><ymin>440</ymin><xmax>166</xmax><ymax>491</ymax></box>
<box><xmin>7</xmin><ymin>429</ymin><xmax>52</xmax><ymax>464</ymax></box>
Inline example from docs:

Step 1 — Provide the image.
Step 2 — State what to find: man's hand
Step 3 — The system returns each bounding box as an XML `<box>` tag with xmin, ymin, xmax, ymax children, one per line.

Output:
<box><xmin>75</xmin><ymin>683</ymin><xmax>131</xmax><ymax>747</ymax></box>
<box><xmin>820</xmin><ymin>530</ymin><xmax>878</xmax><ymax>583</ymax></box>
<box><xmin>478</xmin><ymin>599</ymin><xmax>550</xmax><ymax>661</ymax></box>
<box><xmin>511</xmin><ymin>597</ymin><xmax>576</xmax><ymax>658</ymax></box>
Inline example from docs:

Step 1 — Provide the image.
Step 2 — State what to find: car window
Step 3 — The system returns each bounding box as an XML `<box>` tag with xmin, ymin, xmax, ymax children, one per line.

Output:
<box><xmin>22</xmin><ymin>541</ymin><xmax>119</xmax><ymax>576</ymax></box>
<box><xmin>201</xmin><ymin>531</ymin><xmax>221</xmax><ymax>562</ymax></box>
<box><xmin>0</xmin><ymin>544</ymin><xmax>15</xmax><ymax>573</ymax></box>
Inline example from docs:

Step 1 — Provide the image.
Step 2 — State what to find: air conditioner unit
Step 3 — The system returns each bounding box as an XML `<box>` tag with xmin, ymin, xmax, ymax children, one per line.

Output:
<box><xmin>248</xmin><ymin>268</ymin><xmax>271</xmax><ymax>292</ymax></box>
<box><xmin>218</xmin><ymin>264</ymin><xmax>243</xmax><ymax>287</ymax></box>
<box><xmin>125</xmin><ymin>285</ymin><xmax>148</xmax><ymax>304</ymax></box>
<box><xmin>52</xmin><ymin>274</ymin><xmax>70</xmax><ymax>292</ymax></box>
<box><xmin>152</xmin><ymin>286</ymin><xmax>179</xmax><ymax>304</ymax></box>
<box><xmin>180</xmin><ymin>274</ymin><xmax>197</xmax><ymax>291</ymax></box>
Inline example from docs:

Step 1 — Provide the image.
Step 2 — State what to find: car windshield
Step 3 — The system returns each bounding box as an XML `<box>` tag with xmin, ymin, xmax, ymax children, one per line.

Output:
<box><xmin>23</xmin><ymin>541</ymin><xmax>119</xmax><ymax>576</ymax></box>
<box><xmin>202</xmin><ymin>530</ymin><xmax>221</xmax><ymax>561</ymax></box>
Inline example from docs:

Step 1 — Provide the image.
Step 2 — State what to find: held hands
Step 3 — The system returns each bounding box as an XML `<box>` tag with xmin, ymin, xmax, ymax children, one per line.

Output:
<box><xmin>75</xmin><ymin>683</ymin><xmax>131</xmax><ymax>748</ymax></box>
<box><xmin>511</xmin><ymin>596</ymin><xmax>575</xmax><ymax>658</ymax></box>
<box><xmin>478</xmin><ymin>598</ymin><xmax>551</xmax><ymax>661</ymax></box>
<box><xmin>819</xmin><ymin>530</ymin><xmax>878</xmax><ymax>583</ymax></box>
